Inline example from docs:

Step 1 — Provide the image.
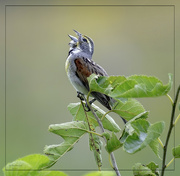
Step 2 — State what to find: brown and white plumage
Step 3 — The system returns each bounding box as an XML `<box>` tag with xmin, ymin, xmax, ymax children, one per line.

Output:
<box><xmin>74</xmin><ymin>57</ymin><xmax>113</xmax><ymax>110</ymax></box>
<box><xmin>65</xmin><ymin>30</ymin><xmax>122</xmax><ymax>117</ymax></box>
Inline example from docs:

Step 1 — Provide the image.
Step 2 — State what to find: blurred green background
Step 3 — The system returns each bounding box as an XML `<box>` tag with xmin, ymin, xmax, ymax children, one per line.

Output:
<box><xmin>1</xmin><ymin>0</ymin><xmax>180</xmax><ymax>176</ymax></box>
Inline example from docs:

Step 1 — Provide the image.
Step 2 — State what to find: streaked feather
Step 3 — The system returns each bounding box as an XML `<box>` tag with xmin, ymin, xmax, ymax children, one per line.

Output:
<box><xmin>74</xmin><ymin>57</ymin><xmax>112</xmax><ymax>110</ymax></box>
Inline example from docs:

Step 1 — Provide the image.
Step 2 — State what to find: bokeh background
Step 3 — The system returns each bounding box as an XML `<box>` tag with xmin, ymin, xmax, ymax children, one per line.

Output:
<box><xmin>1</xmin><ymin>0</ymin><xmax>180</xmax><ymax>176</ymax></box>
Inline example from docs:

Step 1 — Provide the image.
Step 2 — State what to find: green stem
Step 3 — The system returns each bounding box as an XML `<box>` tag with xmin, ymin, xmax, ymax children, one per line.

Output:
<box><xmin>161</xmin><ymin>85</ymin><xmax>180</xmax><ymax>176</ymax></box>
<box><xmin>166</xmin><ymin>158</ymin><xmax>174</xmax><ymax>168</ymax></box>
<box><xmin>86</xmin><ymin>130</ymin><xmax>102</xmax><ymax>137</ymax></box>
<box><xmin>101</xmin><ymin>110</ymin><xmax>112</xmax><ymax>121</ymax></box>
<box><xmin>158</xmin><ymin>138</ymin><xmax>164</xmax><ymax>148</ymax></box>
<box><xmin>86</xmin><ymin>91</ymin><xmax>91</xmax><ymax>105</ymax></box>
<box><xmin>174</xmin><ymin>114</ymin><xmax>180</xmax><ymax>126</ymax></box>
<box><xmin>109</xmin><ymin>153</ymin><xmax>114</xmax><ymax>169</ymax></box>
<box><xmin>166</xmin><ymin>94</ymin><xmax>173</xmax><ymax>105</ymax></box>
<box><xmin>86</xmin><ymin>94</ymin><xmax>105</xmax><ymax>133</ymax></box>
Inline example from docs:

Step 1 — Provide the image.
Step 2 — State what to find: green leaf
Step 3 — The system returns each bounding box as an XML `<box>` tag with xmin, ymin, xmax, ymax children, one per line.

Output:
<box><xmin>102</xmin><ymin>132</ymin><xmax>111</xmax><ymax>140</ymax></box>
<box><xmin>87</xmin><ymin>121</ymin><xmax>102</xmax><ymax>168</ymax></box>
<box><xmin>112</xmin><ymin>98</ymin><xmax>148</xmax><ymax>121</ymax></box>
<box><xmin>67</xmin><ymin>103</ymin><xmax>120</xmax><ymax>168</ymax></box>
<box><xmin>123</xmin><ymin>120</ymin><xmax>164</xmax><ymax>154</ymax></box>
<box><xmin>92</xmin><ymin>103</ymin><xmax>120</xmax><ymax>132</ymax></box>
<box><xmin>105</xmin><ymin>132</ymin><xmax>123</xmax><ymax>153</ymax></box>
<box><xmin>67</xmin><ymin>102</ymin><xmax>88</xmax><ymax>121</ymax></box>
<box><xmin>68</xmin><ymin>102</ymin><xmax>120</xmax><ymax>132</ymax></box>
<box><xmin>123</xmin><ymin>119</ymin><xmax>150</xmax><ymax>153</ymax></box>
<box><xmin>146</xmin><ymin>162</ymin><xmax>159</xmax><ymax>176</ymax></box>
<box><xmin>38</xmin><ymin>171</ymin><xmax>67</xmax><ymax>176</ymax></box>
<box><xmin>88</xmin><ymin>74</ymin><xmax>114</xmax><ymax>94</ymax></box>
<box><xmin>149</xmin><ymin>139</ymin><xmax>161</xmax><ymax>159</ymax></box>
<box><xmin>133</xmin><ymin>163</ymin><xmax>159</xmax><ymax>176</ymax></box>
<box><xmin>122</xmin><ymin>74</ymin><xmax>172</xmax><ymax>98</ymax></box>
<box><xmin>84</xmin><ymin>171</ymin><xmax>115</xmax><ymax>176</ymax></box>
<box><xmin>44</xmin><ymin>121</ymin><xmax>88</xmax><ymax>166</ymax></box>
<box><xmin>3</xmin><ymin>154</ymin><xmax>67</xmax><ymax>176</ymax></box>
<box><xmin>17</xmin><ymin>154</ymin><xmax>50</xmax><ymax>169</ymax></box>
<box><xmin>172</xmin><ymin>145</ymin><xmax>180</xmax><ymax>158</ymax></box>
<box><xmin>88</xmin><ymin>74</ymin><xmax>172</xmax><ymax>98</ymax></box>
<box><xmin>119</xmin><ymin>112</ymin><xmax>149</xmax><ymax>144</ymax></box>
<box><xmin>89</xmin><ymin>133</ymin><xmax>103</xmax><ymax>168</ymax></box>
<box><xmin>145</xmin><ymin>121</ymin><xmax>165</xmax><ymax>147</ymax></box>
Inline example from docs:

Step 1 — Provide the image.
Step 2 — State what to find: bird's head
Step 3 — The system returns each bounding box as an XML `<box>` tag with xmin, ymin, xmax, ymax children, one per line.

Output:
<box><xmin>68</xmin><ymin>30</ymin><xmax>94</xmax><ymax>58</ymax></box>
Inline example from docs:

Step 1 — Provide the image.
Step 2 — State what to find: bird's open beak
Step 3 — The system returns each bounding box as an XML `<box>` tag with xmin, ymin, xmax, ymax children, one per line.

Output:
<box><xmin>68</xmin><ymin>34</ymin><xmax>78</xmax><ymax>42</ymax></box>
<box><xmin>73</xmin><ymin>30</ymin><xmax>83</xmax><ymax>42</ymax></box>
<box><xmin>73</xmin><ymin>29</ymin><xmax>82</xmax><ymax>37</ymax></box>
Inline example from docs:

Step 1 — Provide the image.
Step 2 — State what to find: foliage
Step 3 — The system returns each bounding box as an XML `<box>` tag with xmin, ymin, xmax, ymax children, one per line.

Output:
<box><xmin>88</xmin><ymin>74</ymin><xmax>172</xmax><ymax>98</ymax></box>
<box><xmin>172</xmin><ymin>145</ymin><xmax>180</xmax><ymax>158</ymax></box>
<box><xmin>3</xmin><ymin>74</ymin><xmax>180</xmax><ymax>176</ymax></box>
<box><xmin>83</xmin><ymin>171</ymin><xmax>115</xmax><ymax>176</ymax></box>
<box><xmin>3</xmin><ymin>154</ymin><xmax>67</xmax><ymax>176</ymax></box>
<box><xmin>133</xmin><ymin>162</ymin><xmax>159</xmax><ymax>176</ymax></box>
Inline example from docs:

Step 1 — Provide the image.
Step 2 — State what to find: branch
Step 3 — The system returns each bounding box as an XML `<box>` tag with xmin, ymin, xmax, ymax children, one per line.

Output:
<box><xmin>85</xmin><ymin>93</ymin><xmax>121</xmax><ymax>176</ymax></box>
<box><xmin>80</xmin><ymin>98</ymin><xmax>102</xmax><ymax>170</ymax></box>
<box><xmin>161</xmin><ymin>85</ymin><xmax>180</xmax><ymax>176</ymax></box>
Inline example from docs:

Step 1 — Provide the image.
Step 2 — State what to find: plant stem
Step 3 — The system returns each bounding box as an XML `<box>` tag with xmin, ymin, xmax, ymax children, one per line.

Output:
<box><xmin>101</xmin><ymin>110</ymin><xmax>112</xmax><ymax>121</ymax></box>
<box><xmin>166</xmin><ymin>158</ymin><xmax>175</xmax><ymax>168</ymax></box>
<box><xmin>166</xmin><ymin>94</ymin><xmax>173</xmax><ymax>105</ymax></box>
<box><xmin>110</xmin><ymin>152</ymin><xmax>121</xmax><ymax>176</ymax></box>
<box><xmin>80</xmin><ymin>99</ymin><xmax>102</xmax><ymax>170</ymax></box>
<box><xmin>161</xmin><ymin>85</ymin><xmax>180</xmax><ymax>176</ymax></box>
<box><xmin>158</xmin><ymin>138</ymin><xmax>164</xmax><ymax>148</ymax></box>
<box><xmin>109</xmin><ymin>154</ymin><xmax>114</xmax><ymax>168</ymax></box>
<box><xmin>86</xmin><ymin>92</ymin><xmax>121</xmax><ymax>176</ymax></box>
<box><xmin>174</xmin><ymin>114</ymin><xmax>180</xmax><ymax>126</ymax></box>
<box><xmin>86</xmin><ymin>98</ymin><xmax>105</xmax><ymax>133</ymax></box>
<box><xmin>86</xmin><ymin>130</ymin><xmax>103</xmax><ymax>137</ymax></box>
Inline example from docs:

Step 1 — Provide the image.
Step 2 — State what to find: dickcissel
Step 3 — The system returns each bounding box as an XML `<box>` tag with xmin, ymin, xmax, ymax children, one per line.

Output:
<box><xmin>65</xmin><ymin>30</ymin><xmax>126</xmax><ymax>123</ymax></box>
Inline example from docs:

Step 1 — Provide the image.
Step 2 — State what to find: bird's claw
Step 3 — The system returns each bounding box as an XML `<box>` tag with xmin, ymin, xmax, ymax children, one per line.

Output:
<box><xmin>77</xmin><ymin>92</ymin><xmax>90</xmax><ymax>112</ymax></box>
<box><xmin>77</xmin><ymin>92</ymin><xmax>96</xmax><ymax>112</ymax></box>
<box><xmin>77</xmin><ymin>91</ymin><xmax>85</xmax><ymax>101</ymax></box>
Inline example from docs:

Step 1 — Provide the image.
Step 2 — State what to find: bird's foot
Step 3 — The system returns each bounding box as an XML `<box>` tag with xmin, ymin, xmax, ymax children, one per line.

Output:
<box><xmin>77</xmin><ymin>92</ymin><xmax>96</xmax><ymax>112</ymax></box>
<box><xmin>77</xmin><ymin>91</ymin><xmax>85</xmax><ymax>101</ymax></box>
<box><xmin>77</xmin><ymin>92</ymin><xmax>90</xmax><ymax>112</ymax></box>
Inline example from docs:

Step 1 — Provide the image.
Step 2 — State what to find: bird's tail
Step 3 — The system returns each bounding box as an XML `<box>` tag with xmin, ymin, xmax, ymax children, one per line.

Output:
<box><xmin>91</xmin><ymin>91</ymin><xmax>127</xmax><ymax>124</ymax></box>
<box><xmin>110</xmin><ymin>97</ymin><xmax>127</xmax><ymax>124</ymax></box>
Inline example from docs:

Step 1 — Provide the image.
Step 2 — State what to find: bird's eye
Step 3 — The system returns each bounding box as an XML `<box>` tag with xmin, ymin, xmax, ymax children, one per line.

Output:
<box><xmin>83</xmin><ymin>38</ymin><xmax>87</xmax><ymax>42</ymax></box>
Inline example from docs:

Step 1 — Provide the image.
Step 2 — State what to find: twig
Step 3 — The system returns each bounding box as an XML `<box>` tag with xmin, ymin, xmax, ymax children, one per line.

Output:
<box><xmin>85</xmin><ymin>92</ymin><xmax>121</xmax><ymax>176</ymax></box>
<box><xmin>161</xmin><ymin>85</ymin><xmax>180</xmax><ymax>176</ymax></box>
<box><xmin>80</xmin><ymin>99</ymin><xmax>102</xmax><ymax>170</ymax></box>
<box><xmin>110</xmin><ymin>152</ymin><xmax>121</xmax><ymax>175</ymax></box>
<box><xmin>166</xmin><ymin>94</ymin><xmax>173</xmax><ymax>105</ymax></box>
<box><xmin>166</xmin><ymin>158</ymin><xmax>175</xmax><ymax>168</ymax></box>
<box><xmin>158</xmin><ymin>138</ymin><xmax>164</xmax><ymax>149</ymax></box>
<box><xmin>174</xmin><ymin>114</ymin><xmax>180</xmax><ymax>126</ymax></box>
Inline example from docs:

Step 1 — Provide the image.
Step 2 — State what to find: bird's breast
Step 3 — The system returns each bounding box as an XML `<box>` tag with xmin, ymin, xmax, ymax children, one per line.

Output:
<box><xmin>65</xmin><ymin>55</ymin><xmax>88</xmax><ymax>95</ymax></box>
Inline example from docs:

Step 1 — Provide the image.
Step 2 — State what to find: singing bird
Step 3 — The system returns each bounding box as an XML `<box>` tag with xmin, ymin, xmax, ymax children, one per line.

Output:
<box><xmin>65</xmin><ymin>30</ymin><xmax>126</xmax><ymax>123</ymax></box>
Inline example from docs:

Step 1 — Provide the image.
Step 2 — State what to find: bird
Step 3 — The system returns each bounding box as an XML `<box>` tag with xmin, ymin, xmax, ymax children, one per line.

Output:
<box><xmin>65</xmin><ymin>30</ymin><xmax>126</xmax><ymax>123</ymax></box>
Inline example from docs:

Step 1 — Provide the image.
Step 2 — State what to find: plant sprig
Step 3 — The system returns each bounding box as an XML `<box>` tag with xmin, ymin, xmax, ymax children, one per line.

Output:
<box><xmin>161</xmin><ymin>85</ymin><xmax>180</xmax><ymax>176</ymax></box>
<box><xmin>3</xmin><ymin>74</ymin><xmax>180</xmax><ymax>176</ymax></box>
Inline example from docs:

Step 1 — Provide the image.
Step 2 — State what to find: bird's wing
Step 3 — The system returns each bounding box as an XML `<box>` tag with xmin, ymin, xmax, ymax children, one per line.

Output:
<box><xmin>74</xmin><ymin>57</ymin><xmax>112</xmax><ymax>110</ymax></box>
<box><xmin>74</xmin><ymin>57</ymin><xmax>107</xmax><ymax>90</ymax></box>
